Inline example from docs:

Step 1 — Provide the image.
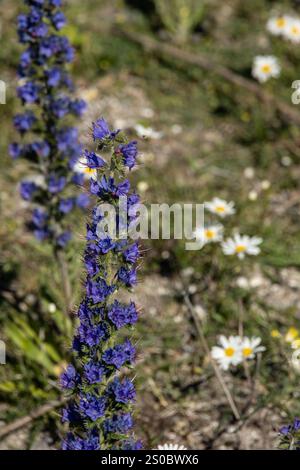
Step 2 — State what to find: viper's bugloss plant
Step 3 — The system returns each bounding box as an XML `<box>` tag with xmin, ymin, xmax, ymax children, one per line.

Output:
<box><xmin>278</xmin><ymin>418</ymin><xmax>300</xmax><ymax>449</ymax></box>
<box><xmin>10</xmin><ymin>0</ymin><xmax>87</xmax><ymax>249</ymax></box>
<box><xmin>60</xmin><ymin>118</ymin><xmax>142</xmax><ymax>450</ymax></box>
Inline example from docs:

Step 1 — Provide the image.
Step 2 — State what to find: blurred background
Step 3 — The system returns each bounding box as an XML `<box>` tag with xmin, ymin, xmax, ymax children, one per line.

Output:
<box><xmin>1</xmin><ymin>0</ymin><xmax>300</xmax><ymax>450</ymax></box>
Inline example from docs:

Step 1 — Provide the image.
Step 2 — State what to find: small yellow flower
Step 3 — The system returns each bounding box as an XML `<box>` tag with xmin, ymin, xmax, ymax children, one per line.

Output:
<box><xmin>53</xmin><ymin>361</ymin><xmax>67</xmax><ymax>377</ymax></box>
<box><xmin>292</xmin><ymin>338</ymin><xmax>300</xmax><ymax>350</ymax></box>
<box><xmin>285</xmin><ymin>327</ymin><xmax>299</xmax><ymax>344</ymax></box>
<box><xmin>271</xmin><ymin>329</ymin><xmax>281</xmax><ymax>338</ymax></box>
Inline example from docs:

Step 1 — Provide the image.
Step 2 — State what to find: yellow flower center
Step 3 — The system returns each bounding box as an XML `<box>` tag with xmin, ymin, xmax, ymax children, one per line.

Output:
<box><xmin>225</xmin><ymin>347</ymin><xmax>235</xmax><ymax>357</ymax></box>
<box><xmin>215</xmin><ymin>206</ymin><xmax>225</xmax><ymax>213</ymax></box>
<box><xmin>243</xmin><ymin>347</ymin><xmax>253</xmax><ymax>357</ymax></box>
<box><xmin>205</xmin><ymin>229</ymin><xmax>215</xmax><ymax>239</ymax></box>
<box><xmin>84</xmin><ymin>167</ymin><xmax>95</xmax><ymax>175</ymax></box>
<box><xmin>235</xmin><ymin>244</ymin><xmax>246</xmax><ymax>253</ymax></box>
<box><xmin>292</xmin><ymin>26</ymin><xmax>300</xmax><ymax>35</ymax></box>
<box><xmin>276</xmin><ymin>18</ymin><xmax>286</xmax><ymax>28</ymax></box>
<box><xmin>261</xmin><ymin>64</ymin><xmax>271</xmax><ymax>74</ymax></box>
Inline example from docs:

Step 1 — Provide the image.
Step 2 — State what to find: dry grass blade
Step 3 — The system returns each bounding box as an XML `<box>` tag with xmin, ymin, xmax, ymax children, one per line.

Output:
<box><xmin>0</xmin><ymin>398</ymin><xmax>67</xmax><ymax>440</ymax></box>
<box><xmin>183</xmin><ymin>292</ymin><xmax>241</xmax><ymax>421</ymax></box>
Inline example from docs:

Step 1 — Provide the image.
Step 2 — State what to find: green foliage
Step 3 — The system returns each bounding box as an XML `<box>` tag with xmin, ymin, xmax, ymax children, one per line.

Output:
<box><xmin>153</xmin><ymin>0</ymin><xmax>205</xmax><ymax>43</ymax></box>
<box><xmin>5</xmin><ymin>317</ymin><xmax>62</xmax><ymax>377</ymax></box>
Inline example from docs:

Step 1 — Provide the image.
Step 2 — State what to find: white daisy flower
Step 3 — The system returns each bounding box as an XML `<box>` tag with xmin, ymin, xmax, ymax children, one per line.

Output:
<box><xmin>252</xmin><ymin>56</ymin><xmax>281</xmax><ymax>83</ymax></box>
<box><xmin>134</xmin><ymin>124</ymin><xmax>163</xmax><ymax>140</ymax></box>
<box><xmin>74</xmin><ymin>157</ymin><xmax>97</xmax><ymax>180</ymax></box>
<box><xmin>222</xmin><ymin>234</ymin><xmax>262</xmax><ymax>259</ymax></box>
<box><xmin>211</xmin><ymin>335</ymin><xmax>243</xmax><ymax>370</ymax></box>
<box><xmin>194</xmin><ymin>224</ymin><xmax>224</xmax><ymax>245</ymax></box>
<box><xmin>266</xmin><ymin>15</ymin><xmax>291</xmax><ymax>36</ymax></box>
<box><xmin>156</xmin><ymin>443</ymin><xmax>187</xmax><ymax>450</ymax></box>
<box><xmin>240</xmin><ymin>336</ymin><xmax>265</xmax><ymax>359</ymax></box>
<box><xmin>205</xmin><ymin>197</ymin><xmax>235</xmax><ymax>218</ymax></box>
<box><xmin>283</xmin><ymin>17</ymin><xmax>300</xmax><ymax>43</ymax></box>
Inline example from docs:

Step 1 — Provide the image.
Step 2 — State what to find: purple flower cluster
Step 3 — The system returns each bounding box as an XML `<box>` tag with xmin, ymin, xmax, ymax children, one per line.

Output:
<box><xmin>104</xmin><ymin>413</ymin><xmax>133</xmax><ymax>435</ymax></box>
<box><xmin>278</xmin><ymin>418</ymin><xmax>300</xmax><ymax>449</ymax></box>
<box><xmin>11</xmin><ymin>0</ymin><xmax>87</xmax><ymax>249</ymax></box>
<box><xmin>102</xmin><ymin>339</ymin><xmax>136</xmax><ymax>369</ymax></box>
<box><xmin>61</xmin><ymin>119</ymin><xmax>142</xmax><ymax>450</ymax></box>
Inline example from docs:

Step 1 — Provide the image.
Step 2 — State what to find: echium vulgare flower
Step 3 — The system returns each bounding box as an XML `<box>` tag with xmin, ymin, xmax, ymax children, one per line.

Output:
<box><xmin>10</xmin><ymin>0</ymin><xmax>88</xmax><ymax>249</ymax></box>
<box><xmin>278</xmin><ymin>418</ymin><xmax>300</xmax><ymax>449</ymax></box>
<box><xmin>60</xmin><ymin>118</ymin><xmax>142</xmax><ymax>450</ymax></box>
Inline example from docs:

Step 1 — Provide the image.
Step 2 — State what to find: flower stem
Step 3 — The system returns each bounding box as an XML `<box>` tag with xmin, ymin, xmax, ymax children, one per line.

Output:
<box><xmin>184</xmin><ymin>292</ymin><xmax>241</xmax><ymax>421</ymax></box>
